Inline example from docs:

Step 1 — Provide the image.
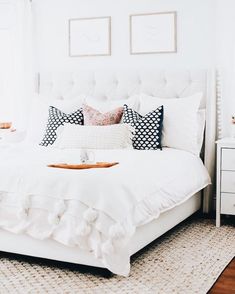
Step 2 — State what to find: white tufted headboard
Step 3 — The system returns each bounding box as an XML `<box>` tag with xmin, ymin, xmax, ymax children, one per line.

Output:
<box><xmin>37</xmin><ymin>69</ymin><xmax>216</xmax><ymax>213</ymax></box>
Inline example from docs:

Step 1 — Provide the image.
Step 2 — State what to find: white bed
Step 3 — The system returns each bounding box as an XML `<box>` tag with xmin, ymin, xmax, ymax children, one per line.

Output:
<box><xmin>0</xmin><ymin>69</ymin><xmax>216</xmax><ymax>276</ymax></box>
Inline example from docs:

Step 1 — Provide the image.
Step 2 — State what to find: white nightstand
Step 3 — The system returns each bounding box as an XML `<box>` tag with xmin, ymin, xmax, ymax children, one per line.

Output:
<box><xmin>216</xmin><ymin>138</ymin><xmax>235</xmax><ymax>227</ymax></box>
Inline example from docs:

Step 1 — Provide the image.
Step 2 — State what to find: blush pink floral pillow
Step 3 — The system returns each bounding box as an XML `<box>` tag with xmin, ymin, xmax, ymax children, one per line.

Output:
<box><xmin>83</xmin><ymin>104</ymin><xmax>124</xmax><ymax>126</ymax></box>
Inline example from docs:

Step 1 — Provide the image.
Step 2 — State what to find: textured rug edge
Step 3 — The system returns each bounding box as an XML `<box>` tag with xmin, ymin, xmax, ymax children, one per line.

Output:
<box><xmin>205</xmin><ymin>255</ymin><xmax>234</xmax><ymax>293</ymax></box>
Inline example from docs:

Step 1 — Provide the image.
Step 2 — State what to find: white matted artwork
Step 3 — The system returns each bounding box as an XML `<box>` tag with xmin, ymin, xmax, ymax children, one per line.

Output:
<box><xmin>69</xmin><ymin>16</ymin><xmax>111</xmax><ymax>57</ymax></box>
<box><xmin>130</xmin><ymin>11</ymin><xmax>177</xmax><ymax>54</ymax></box>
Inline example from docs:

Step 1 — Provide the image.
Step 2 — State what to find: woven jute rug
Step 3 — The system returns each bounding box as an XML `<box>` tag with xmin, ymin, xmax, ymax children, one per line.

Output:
<box><xmin>0</xmin><ymin>217</ymin><xmax>234</xmax><ymax>294</ymax></box>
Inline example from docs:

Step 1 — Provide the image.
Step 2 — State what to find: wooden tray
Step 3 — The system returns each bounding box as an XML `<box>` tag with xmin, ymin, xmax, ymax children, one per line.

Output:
<box><xmin>47</xmin><ymin>162</ymin><xmax>119</xmax><ymax>170</ymax></box>
<box><xmin>0</xmin><ymin>122</ymin><xmax>12</xmax><ymax>129</ymax></box>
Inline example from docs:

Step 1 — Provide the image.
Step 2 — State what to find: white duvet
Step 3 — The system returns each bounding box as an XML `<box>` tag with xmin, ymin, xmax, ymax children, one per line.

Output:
<box><xmin>0</xmin><ymin>143</ymin><xmax>210</xmax><ymax>276</ymax></box>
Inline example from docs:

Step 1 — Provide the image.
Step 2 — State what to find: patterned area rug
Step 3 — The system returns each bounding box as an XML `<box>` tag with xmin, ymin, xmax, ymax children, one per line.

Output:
<box><xmin>0</xmin><ymin>217</ymin><xmax>234</xmax><ymax>294</ymax></box>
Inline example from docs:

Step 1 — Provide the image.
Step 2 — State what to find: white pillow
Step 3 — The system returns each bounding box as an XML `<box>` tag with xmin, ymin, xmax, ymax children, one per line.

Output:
<box><xmin>84</xmin><ymin>95</ymin><xmax>139</xmax><ymax>112</ymax></box>
<box><xmin>197</xmin><ymin>110</ymin><xmax>206</xmax><ymax>154</ymax></box>
<box><xmin>138</xmin><ymin>93</ymin><xmax>203</xmax><ymax>155</ymax></box>
<box><xmin>26</xmin><ymin>94</ymin><xmax>84</xmax><ymax>144</ymax></box>
<box><xmin>55</xmin><ymin>123</ymin><xmax>134</xmax><ymax>150</ymax></box>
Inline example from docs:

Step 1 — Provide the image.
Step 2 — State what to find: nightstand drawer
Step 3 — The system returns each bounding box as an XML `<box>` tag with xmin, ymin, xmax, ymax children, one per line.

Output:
<box><xmin>222</xmin><ymin>148</ymin><xmax>235</xmax><ymax>170</ymax></box>
<box><xmin>221</xmin><ymin>193</ymin><xmax>235</xmax><ymax>215</ymax></box>
<box><xmin>221</xmin><ymin>171</ymin><xmax>235</xmax><ymax>192</ymax></box>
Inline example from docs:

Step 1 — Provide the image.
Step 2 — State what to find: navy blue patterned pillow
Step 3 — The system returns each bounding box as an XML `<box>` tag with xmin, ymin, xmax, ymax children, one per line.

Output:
<box><xmin>40</xmin><ymin>106</ymin><xmax>84</xmax><ymax>146</ymax></box>
<box><xmin>123</xmin><ymin>104</ymin><xmax>164</xmax><ymax>150</ymax></box>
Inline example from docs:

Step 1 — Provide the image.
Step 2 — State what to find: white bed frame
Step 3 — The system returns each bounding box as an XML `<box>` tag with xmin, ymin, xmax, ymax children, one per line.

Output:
<box><xmin>0</xmin><ymin>69</ymin><xmax>216</xmax><ymax>272</ymax></box>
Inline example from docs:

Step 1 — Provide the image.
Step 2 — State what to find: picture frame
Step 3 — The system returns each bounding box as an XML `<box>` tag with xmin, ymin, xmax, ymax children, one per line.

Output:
<box><xmin>69</xmin><ymin>16</ymin><xmax>111</xmax><ymax>57</ymax></box>
<box><xmin>130</xmin><ymin>11</ymin><xmax>177</xmax><ymax>55</ymax></box>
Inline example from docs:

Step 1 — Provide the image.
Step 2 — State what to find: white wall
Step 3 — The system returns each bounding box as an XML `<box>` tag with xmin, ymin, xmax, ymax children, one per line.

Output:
<box><xmin>33</xmin><ymin>0</ymin><xmax>216</xmax><ymax>72</ymax></box>
<box><xmin>216</xmin><ymin>0</ymin><xmax>235</xmax><ymax>136</ymax></box>
<box><xmin>35</xmin><ymin>0</ymin><xmax>235</xmax><ymax>135</ymax></box>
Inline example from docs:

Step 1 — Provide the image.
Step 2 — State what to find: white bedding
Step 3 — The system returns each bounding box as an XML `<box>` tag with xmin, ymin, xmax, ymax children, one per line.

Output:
<box><xmin>0</xmin><ymin>143</ymin><xmax>210</xmax><ymax>275</ymax></box>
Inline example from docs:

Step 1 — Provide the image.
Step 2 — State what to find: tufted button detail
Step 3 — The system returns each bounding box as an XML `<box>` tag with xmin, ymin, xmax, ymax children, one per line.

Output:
<box><xmin>188</xmin><ymin>79</ymin><xmax>193</xmax><ymax>84</ymax></box>
<box><xmin>163</xmin><ymin>78</ymin><xmax>167</xmax><ymax>85</ymax></box>
<box><xmin>100</xmin><ymin>96</ymin><xmax>108</xmax><ymax>101</ymax></box>
<box><xmin>39</xmin><ymin>71</ymin><xmax>206</xmax><ymax>106</ymax></box>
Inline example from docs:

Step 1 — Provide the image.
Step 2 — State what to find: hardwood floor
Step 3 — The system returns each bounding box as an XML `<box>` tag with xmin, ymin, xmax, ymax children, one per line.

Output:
<box><xmin>209</xmin><ymin>258</ymin><xmax>235</xmax><ymax>294</ymax></box>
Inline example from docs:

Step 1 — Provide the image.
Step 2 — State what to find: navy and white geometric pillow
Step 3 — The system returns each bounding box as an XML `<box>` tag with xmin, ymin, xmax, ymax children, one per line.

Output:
<box><xmin>40</xmin><ymin>106</ymin><xmax>84</xmax><ymax>146</ymax></box>
<box><xmin>122</xmin><ymin>104</ymin><xmax>164</xmax><ymax>150</ymax></box>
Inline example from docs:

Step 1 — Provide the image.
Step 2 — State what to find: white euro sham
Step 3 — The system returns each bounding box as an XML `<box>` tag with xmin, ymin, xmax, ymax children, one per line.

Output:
<box><xmin>138</xmin><ymin>93</ymin><xmax>203</xmax><ymax>155</ymax></box>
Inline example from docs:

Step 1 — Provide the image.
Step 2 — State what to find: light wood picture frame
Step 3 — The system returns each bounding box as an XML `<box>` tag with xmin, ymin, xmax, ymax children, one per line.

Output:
<box><xmin>130</xmin><ymin>11</ymin><xmax>177</xmax><ymax>55</ymax></box>
<box><xmin>69</xmin><ymin>16</ymin><xmax>111</xmax><ymax>57</ymax></box>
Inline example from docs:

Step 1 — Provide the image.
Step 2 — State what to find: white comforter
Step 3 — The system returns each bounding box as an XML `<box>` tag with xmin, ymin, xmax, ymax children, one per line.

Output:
<box><xmin>0</xmin><ymin>143</ymin><xmax>210</xmax><ymax>275</ymax></box>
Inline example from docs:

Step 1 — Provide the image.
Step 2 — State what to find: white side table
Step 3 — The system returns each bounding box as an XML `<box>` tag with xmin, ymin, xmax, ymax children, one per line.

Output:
<box><xmin>216</xmin><ymin>138</ymin><xmax>235</xmax><ymax>227</ymax></box>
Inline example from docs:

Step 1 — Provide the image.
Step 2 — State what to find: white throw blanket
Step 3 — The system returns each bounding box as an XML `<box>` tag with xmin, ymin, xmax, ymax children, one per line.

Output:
<box><xmin>0</xmin><ymin>143</ymin><xmax>210</xmax><ymax>275</ymax></box>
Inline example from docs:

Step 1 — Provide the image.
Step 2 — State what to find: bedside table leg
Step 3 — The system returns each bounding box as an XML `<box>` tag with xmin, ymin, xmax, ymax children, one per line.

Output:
<box><xmin>216</xmin><ymin>213</ymin><xmax>220</xmax><ymax>227</ymax></box>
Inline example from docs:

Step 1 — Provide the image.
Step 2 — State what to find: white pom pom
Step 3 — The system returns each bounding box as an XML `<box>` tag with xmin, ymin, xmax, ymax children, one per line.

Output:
<box><xmin>48</xmin><ymin>200</ymin><xmax>66</xmax><ymax>226</ymax></box>
<box><xmin>101</xmin><ymin>240</ymin><xmax>114</xmax><ymax>255</ymax></box>
<box><xmin>17</xmin><ymin>208</ymin><xmax>28</xmax><ymax>219</ymax></box>
<box><xmin>83</xmin><ymin>208</ymin><xmax>98</xmax><ymax>223</ymax></box>
<box><xmin>48</xmin><ymin>213</ymin><xmax>60</xmax><ymax>225</ymax></box>
<box><xmin>21</xmin><ymin>194</ymin><xmax>31</xmax><ymax>210</ymax></box>
<box><xmin>76</xmin><ymin>222</ymin><xmax>91</xmax><ymax>236</ymax></box>
<box><xmin>54</xmin><ymin>200</ymin><xmax>66</xmax><ymax>216</ymax></box>
<box><xmin>109</xmin><ymin>223</ymin><xmax>125</xmax><ymax>239</ymax></box>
